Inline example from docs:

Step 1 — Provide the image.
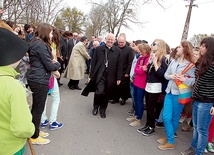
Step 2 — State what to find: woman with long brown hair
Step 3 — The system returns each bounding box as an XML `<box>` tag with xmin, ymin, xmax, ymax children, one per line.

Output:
<box><xmin>157</xmin><ymin>40</ymin><xmax>195</xmax><ymax>150</ymax></box>
<box><xmin>27</xmin><ymin>23</ymin><xmax>61</xmax><ymax>145</ymax></box>
<box><xmin>181</xmin><ymin>37</ymin><xmax>214</xmax><ymax>155</ymax></box>
<box><xmin>41</xmin><ymin>27</ymin><xmax>63</xmax><ymax>130</ymax></box>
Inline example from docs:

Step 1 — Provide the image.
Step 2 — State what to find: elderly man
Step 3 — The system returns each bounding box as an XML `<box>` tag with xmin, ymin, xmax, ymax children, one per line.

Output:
<box><xmin>64</xmin><ymin>36</ymin><xmax>90</xmax><ymax>90</ymax></box>
<box><xmin>82</xmin><ymin>33</ymin><xmax>123</xmax><ymax>118</ymax></box>
<box><xmin>112</xmin><ymin>34</ymin><xmax>134</xmax><ymax>105</ymax></box>
<box><xmin>67</xmin><ymin>32</ymin><xmax>79</xmax><ymax>62</ymax></box>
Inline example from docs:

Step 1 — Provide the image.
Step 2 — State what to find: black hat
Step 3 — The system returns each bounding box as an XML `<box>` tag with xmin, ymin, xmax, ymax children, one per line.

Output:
<box><xmin>0</xmin><ymin>28</ymin><xmax>28</xmax><ymax>66</ymax></box>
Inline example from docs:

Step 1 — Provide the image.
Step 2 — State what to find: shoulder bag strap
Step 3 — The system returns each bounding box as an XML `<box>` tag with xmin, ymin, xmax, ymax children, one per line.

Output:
<box><xmin>181</xmin><ymin>63</ymin><xmax>195</xmax><ymax>75</ymax></box>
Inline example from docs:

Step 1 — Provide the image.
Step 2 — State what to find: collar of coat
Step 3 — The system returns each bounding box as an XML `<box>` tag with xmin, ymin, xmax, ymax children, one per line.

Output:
<box><xmin>99</xmin><ymin>45</ymin><xmax>118</xmax><ymax>52</ymax></box>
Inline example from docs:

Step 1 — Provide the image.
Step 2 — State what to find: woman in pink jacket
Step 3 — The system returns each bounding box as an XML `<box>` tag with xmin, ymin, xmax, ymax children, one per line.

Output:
<box><xmin>127</xmin><ymin>43</ymin><xmax>150</xmax><ymax>126</ymax></box>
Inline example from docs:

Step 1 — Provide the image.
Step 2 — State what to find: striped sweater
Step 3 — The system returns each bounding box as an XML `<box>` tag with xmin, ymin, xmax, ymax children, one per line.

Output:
<box><xmin>193</xmin><ymin>65</ymin><xmax>214</xmax><ymax>103</ymax></box>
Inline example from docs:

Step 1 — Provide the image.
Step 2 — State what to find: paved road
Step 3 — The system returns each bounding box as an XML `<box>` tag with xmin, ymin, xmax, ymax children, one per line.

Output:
<box><xmin>25</xmin><ymin>76</ymin><xmax>212</xmax><ymax>155</ymax></box>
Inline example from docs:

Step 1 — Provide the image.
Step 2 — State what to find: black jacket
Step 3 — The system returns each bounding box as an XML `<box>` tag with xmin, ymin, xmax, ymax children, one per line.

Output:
<box><xmin>119</xmin><ymin>45</ymin><xmax>134</xmax><ymax>75</ymax></box>
<box><xmin>82</xmin><ymin>45</ymin><xmax>123</xmax><ymax>99</ymax></box>
<box><xmin>146</xmin><ymin>57</ymin><xmax>168</xmax><ymax>83</ymax></box>
<box><xmin>27</xmin><ymin>38</ymin><xmax>61</xmax><ymax>85</ymax></box>
<box><xmin>67</xmin><ymin>38</ymin><xmax>79</xmax><ymax>60</ymax></box>
<box><xmin>60</xmin><ymin>36</ymin><xmax>68</xmax><ymax>59</ymax></box>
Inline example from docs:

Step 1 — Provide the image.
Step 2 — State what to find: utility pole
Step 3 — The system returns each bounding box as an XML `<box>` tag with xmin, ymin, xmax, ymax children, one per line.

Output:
<box><xmin>181</xmin><ymin>0</ymin><xmax>198</xmax><ymax>40</ymax></box>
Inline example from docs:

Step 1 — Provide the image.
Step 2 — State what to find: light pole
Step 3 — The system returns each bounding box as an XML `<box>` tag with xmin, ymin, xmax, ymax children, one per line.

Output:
<box><xmin>181</xmin><ymin>0</ymin><xmax>198</xmax><ymax>40</ymax></box>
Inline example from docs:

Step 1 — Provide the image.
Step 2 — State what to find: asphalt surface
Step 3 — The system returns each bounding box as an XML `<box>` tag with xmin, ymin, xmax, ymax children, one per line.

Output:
<box><xmin>24</xmin><ymin>76</ymin><xmax>212</xmax><ymax>155</ymax></box>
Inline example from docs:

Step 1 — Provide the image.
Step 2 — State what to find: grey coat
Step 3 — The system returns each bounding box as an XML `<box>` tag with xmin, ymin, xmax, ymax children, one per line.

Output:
<box><xmin>164</xmin><ymin>58</ymin><xmax>195</xmax><ymax>95</ymax></box>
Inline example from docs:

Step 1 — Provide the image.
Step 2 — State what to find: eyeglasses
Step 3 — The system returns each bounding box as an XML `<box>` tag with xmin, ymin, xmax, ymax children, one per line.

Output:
<box><xmin>152</xmin><ymin>42</ymin><xmax>159</xmax><ymax>47</ymax></box>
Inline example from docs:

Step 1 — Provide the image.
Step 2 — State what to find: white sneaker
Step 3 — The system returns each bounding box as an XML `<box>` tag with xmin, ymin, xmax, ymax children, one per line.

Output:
<box><xmin>207</xmin><ymin>142</ymin><xmax>214</xmax><ymax>153</ymax></box>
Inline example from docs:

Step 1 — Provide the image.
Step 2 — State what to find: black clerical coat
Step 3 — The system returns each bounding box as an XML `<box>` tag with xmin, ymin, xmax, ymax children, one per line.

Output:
<box><xmin>81</xmin><ymin>45</ymin><xmax>123</xmax><ymax>99</ymax></box>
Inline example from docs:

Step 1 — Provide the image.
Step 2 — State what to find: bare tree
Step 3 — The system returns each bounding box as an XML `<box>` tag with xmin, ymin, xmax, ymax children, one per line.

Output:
<box><xmin>88</xmin><ymin>0</ymin><xmax>145</xmax><ymax>37</ymax></box>
<box><xmin>2</xmin><ymin>0</ymin><xmax>64</xmax><ymax>25</ymax></box>
<box><xmin>87</xmin><ymin>0</ymin><xmax>167</xmax><ymax>37</ymax></box>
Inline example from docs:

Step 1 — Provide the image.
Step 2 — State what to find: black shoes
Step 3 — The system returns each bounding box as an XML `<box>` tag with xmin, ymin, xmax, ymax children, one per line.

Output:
<box><xmin>92</xmin><ymin>108</ymin><xmax>98</xmax><ymax>115</ymax></box>
<box><xmin>68</xmin><ymin>86</ymin><xmax>82</xmax><ymax>90</ymax></box>
<box><xmin>142</xmin><ymin>127</ymin><xmax>155</xmax><ymax>136</ymax></box>
<box><xmin>111</xmin><ymin>100</ymin><xmax>119</xmax><ymax>104</ymax></box>
<box><xmin>74</xmin><ymin>86</ymin><xmax>82</xmax><ymax>90</ymax></box>
<box><xmin>120</xmin><ymin>99</ymin><xmax>126</xmax><ymax>105</ymax></box>
<box><xmin>137</xmin><ymin>126</ymin><xmax>149</xmax><ymax>134</ymax></box>
<box><xmin>100</xmin><ymin>112</ymin><xmax>106</xmax><ymax>118</ymax></box>
<box><xmin>92</xmin><ymin>108</ymin><xmax>106</xmax><ymax>118</ymax></box>
<box><xmin>156</xmin><ymin>122</ymin><xmax>164</xmax><ymax>129</ymax></box>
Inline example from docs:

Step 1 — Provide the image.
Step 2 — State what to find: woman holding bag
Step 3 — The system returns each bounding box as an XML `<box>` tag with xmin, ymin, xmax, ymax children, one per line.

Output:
<box><xmin>157</xmin><ymin>40</ymin><xmax>195</xmax><ymax>150</ymax></box>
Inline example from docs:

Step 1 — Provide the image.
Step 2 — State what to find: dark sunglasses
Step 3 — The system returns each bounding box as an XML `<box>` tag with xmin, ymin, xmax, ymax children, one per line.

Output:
<box><xmin>152</xmin><ymin>42</ymin><xmax>159</xmax><ymax>47</ymax></box>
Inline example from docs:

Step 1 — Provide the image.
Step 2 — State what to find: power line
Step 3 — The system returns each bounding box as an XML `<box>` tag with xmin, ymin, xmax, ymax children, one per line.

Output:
<box><xmin>196</xmin><ymin>0</ymin><xmax>214</xmax><ymax>5</ymax></box>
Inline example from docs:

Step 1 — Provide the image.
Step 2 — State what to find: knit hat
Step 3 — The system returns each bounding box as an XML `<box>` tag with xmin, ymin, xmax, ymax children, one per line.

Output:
<box><xmin>0</xmin><ymin>28</ymin><xmax>28</xmax><ymax>66</ymax></box>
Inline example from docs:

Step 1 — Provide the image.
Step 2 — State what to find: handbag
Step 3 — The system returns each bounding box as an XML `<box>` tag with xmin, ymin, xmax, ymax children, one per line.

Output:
<box><xmin>48</xmin><ymin>75</ymin><xmax>54</xmax><ymax>94</ymax></box>
<box><xmin>174</xmin><ymin>63</ymin><xmax>195</xmax><ymax>104</ymax></box>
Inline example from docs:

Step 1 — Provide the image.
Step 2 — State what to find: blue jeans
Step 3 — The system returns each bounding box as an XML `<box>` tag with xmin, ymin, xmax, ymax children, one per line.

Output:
<box><xmin>130</xmin><ymin>82</ymin><xmax>135</xmax><ymax>109</ymax></box>
<box><xmin>163</xmin><ymin>93</ymin><xmax>184</xmax><ymax>144</ymax></box>
<box><xmin>157</xmin><ymin>108</ymin><xmax>163</xmax><ymax>122</ymax></box>
<box><xmin>191</xmin><ymin>100</ymin><xmax>213</xmax><ymax>155</ymax></box>
<box><xmin>42</xmin><ymin>77</ymin><xmax>61</xmax><ymax>123</ymax></box>
<box><xmin>133</xmin><ymin>85</ymin><xmax>145</xmax><ymax>119</ymax></box>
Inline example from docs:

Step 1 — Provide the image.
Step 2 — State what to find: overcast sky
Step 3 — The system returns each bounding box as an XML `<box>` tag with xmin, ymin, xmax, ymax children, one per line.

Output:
<box><xmin>65</xmin><ymin>0</ymin><xmax>214</xmax><ymax>48</ymax></box>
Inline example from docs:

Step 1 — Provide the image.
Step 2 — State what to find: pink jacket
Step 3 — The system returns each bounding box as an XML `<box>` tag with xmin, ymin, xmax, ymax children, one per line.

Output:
<box><xmin>133</xmin><ymin>54</ymin><xmax>150</xmax><ymax>89</ymax></box>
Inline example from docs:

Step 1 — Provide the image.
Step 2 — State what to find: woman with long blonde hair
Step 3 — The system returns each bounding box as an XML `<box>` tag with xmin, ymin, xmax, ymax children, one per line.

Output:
<box><xmin>137</xmin><ymin>39</ymin><xmax>168</xmax><ymax>136</ymax></box>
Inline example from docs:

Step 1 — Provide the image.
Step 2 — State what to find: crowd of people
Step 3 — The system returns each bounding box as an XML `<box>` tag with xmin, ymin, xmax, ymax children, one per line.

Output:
<box><xmin>0</xmin><ymin>12</ymin><xmax>214</xmax><ymax>155</ymax></box>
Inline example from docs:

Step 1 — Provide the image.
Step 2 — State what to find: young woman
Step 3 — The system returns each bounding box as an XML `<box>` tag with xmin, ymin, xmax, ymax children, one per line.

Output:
<box><xmin>157</xmin><ymin>40</ymin><xmax>195</xmax><ymax>150</ymax></box>
<box><xmin>137</xmin><ymin>39</ymin><xmax>168</xmax><ymax>136</ymax></box>
<box><xmin>127</xmin><ymin>43</ymin><xmax>150</xmax><ymax>127</ymax></box>
<box><xmin>41</xmin><ymin>27</ymin><xmax>63</xmax><ymax>130</ymax></box>
<box><xmin>181</xmin><ymin>48</ymin><xmax>201</xmax><ymax>131</ymax></box>
<box><xmin>27</xmin><ymin>23</ymin><xmax>61</xmax><ymax>145</ymax></box>
<box><xmin>181</xmin><ymin>37</ymin><xmax>214</xmax><ymax>155</ymax></box>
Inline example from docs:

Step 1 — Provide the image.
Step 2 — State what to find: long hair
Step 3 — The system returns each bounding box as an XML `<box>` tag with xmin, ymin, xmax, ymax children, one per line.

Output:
<box><xmin>52</xmin><ymin>28</ymin><xmax>60</xmax><ymax>52</ymax></box>
<box><xmin>197</xmin><ymin>37</ymin><xmax>214</xmax><ymax>77</ymax></box>
<box><xmin>180</xmin><ymin>40</ymin><xmax>193</xmax><ymax>63</ymax></box>
<box><xmin>170</xmin><ymin>46</ymin><xmax>178</xmax><ymax>60</ymax></box>
<box><xmin>153</xmin><ymin>39</ymin><xmax>166</xmax><ymax>67</ymax></box>
<box><xmin>34</xmin><ymin>23</ymin><xmax>52</xmax><ymax>51</ymax></box>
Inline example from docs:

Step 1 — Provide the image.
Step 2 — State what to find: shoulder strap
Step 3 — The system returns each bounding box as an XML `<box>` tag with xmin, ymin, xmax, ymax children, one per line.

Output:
<box><xmin>182</xmin><ymin>63</ymin><xmax>195</xmax><ymax>75</ymax></box>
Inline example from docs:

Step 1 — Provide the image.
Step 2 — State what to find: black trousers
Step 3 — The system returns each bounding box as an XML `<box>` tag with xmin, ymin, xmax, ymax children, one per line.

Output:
<box><xmin>113</xmin><ymin>76</ymin><xmax>130</xmax><ymax>101</ymax></box>
<box><xmin>57</xmin><ymin>57</ymin><xmax>64</xmax><ymax>82</ymax></box>
<box><xmin>145</xmin><ymin>91</ymin><xmax>161</xmax><ymax>128</ymax></box>
<box><xmin>93</xmin><ymin>72</ymin><xmax>108</xmax><ymax>113</ymax></box>
<box><xmin>68</xmin><ymin>79</ymin><xmax>79</xmax><ymax>88</ymax></box>
<box><xmin>28</xmin><ymin>81</ymin><xmax>48</xmax><ymax>138</ymax></box>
